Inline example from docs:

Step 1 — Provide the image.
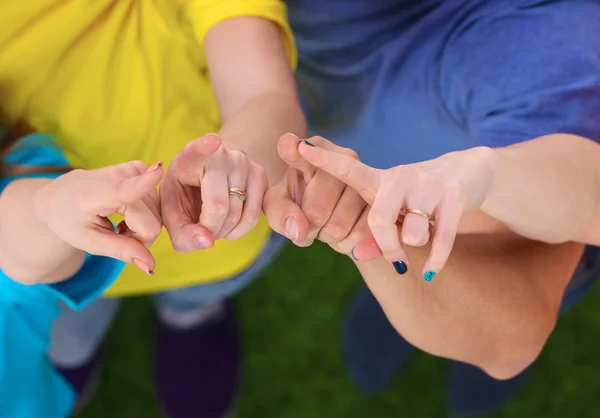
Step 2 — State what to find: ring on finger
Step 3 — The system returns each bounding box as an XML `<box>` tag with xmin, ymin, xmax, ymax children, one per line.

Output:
<box><xmin>228</xmin><ymin>187</ymin><xmax>247</xmax><ymax>202</ymax></box>
<box><xmin>406</xmin><ymin>208</ymin><xmax>432</xmax><ymax>221</ymax></box>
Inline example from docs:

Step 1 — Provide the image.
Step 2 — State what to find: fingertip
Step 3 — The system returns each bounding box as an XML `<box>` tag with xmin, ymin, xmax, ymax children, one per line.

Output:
<box><xmin>277</xmin><ymin>133</ymin><xmax>302</xmax><ymax>161</ymax></box>
<box><xmin>187</xmin><ymin>134</ymin><xmax>221</xmax><ymax>156</ymax></box>
<box><xmin>423</xmin><ymin>270</ymin><xmax>437</xmax><ymax>282</ymax></box>
<box><xmin>146</xmin><ymin>161</ymin><xmax>164</xmax><ymax>173</ymax></box>
<box><xmin>132</xmin><ymin>251</ymin><xmax>156</xmax><ymax>276</ymax></box>
<box><xmin>352</xmin><ymin>237</ymin><xmax>383</xmax><ymax>261</ymax></box>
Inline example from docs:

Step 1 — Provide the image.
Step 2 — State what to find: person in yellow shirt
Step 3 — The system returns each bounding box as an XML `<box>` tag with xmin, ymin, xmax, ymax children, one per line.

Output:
<box><xmin>0</xmin><ymin>1</ymin><xmax>305</xmax><ymax>417</ymax></box>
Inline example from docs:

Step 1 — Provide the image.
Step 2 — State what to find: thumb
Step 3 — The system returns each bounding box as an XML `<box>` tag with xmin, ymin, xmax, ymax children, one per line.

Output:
<box><xmin>298</xmin><ymin>142</ymin><xmax>380</xmax><ymax>205</ymax></box>
<box><xmin>84</xmin><ymin>227</ymin><xmax>157</xmax><ymax>275</ymax></box>
<box><xmin>277</xmin><ymin>133</ymin><xmax>317</xmax><ymax>182</ymax></box>
<box><xmin>263</xmin><ymin>179</ymin><xmax>311</xmax><ymax>243</ymax></box>
<box><xmin>174</xmin><ymin>134</ymin><xmax>222</xmax><ymax>186</ymax></box>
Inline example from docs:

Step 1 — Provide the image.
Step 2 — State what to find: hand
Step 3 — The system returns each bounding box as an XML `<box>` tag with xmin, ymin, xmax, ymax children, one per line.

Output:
<box><xmin>160</xmin><ymin>134</ymin><xmax>268</xmax><ymax>253</ymax></box>
<box><xmin>299</xmin><ymin>143</ymin><xmax>495</xmax><ymax>278</ymax></box>
<box><xmin>263</xmin><ymin>134</ymin><xmax>382</xmax><ymax>260</ymax></box>
<box><xmin>33</xmin><ymin>160</ymin><xmax>164</xmax><ymax>275</ymax></box>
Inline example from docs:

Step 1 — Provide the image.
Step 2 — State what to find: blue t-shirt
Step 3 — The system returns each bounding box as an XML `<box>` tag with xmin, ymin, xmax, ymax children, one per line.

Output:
<box><xmin>0</xmin><ymin>134</ymin><xmax>124</xmax><ymax>418</ymax></box>
<box><xmin>288</xmin><ymin>0</ymin><xmax>600</xmax><ymax>167</ymax></box>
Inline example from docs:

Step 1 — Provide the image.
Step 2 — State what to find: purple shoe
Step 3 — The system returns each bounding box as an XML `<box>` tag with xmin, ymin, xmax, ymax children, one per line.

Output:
<box><xmin>55</xmin><ymin>354</ymin><xmax>100</xmax><ymax>414</ymax></box>
<box><xmin>155</xmin><ymin>301</ymin><xmax>241</xmax><ymax>418</ymax></box>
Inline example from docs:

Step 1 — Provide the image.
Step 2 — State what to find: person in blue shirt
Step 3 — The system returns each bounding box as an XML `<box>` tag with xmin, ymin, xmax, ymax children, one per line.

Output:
<box><xmin>273</xmin><ymin>0</ymin><xmax>600</xmax><ymax>415</ymax></box>
<box><xmin>0</xmin><ymin>130</ymin><xmax>163</xmax><ymax>417</ymax></box>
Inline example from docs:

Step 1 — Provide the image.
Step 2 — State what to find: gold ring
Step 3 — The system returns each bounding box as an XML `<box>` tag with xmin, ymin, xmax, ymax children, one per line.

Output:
<box><xmin>406</xmin><ymin>208</ymin><xmax>432</xmax><ymax>220</ymax></box>
<box><xmin>228</xmin><ymin>187</ymin><xmax>247</xmax><ymax>202</ymax></box>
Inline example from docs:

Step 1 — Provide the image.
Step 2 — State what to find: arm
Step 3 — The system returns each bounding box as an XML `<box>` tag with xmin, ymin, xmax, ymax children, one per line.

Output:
<box><xmin>0</xmin><ymin>178</ymin><xmax>85</xmax><ymax>285</ymax></box>
<box><xmin>205</xmin><ymin>16</ymin><xmax>306</xmax><ymax>185</ymax></box>
<box><xmin>480</xmin><ymin>134</ymin><xmax>600</xmax><ymax>245</ymax></box>
<box><xmin>355</xmin><ymin>232</ymin><xmax>582</xmax><ymax>380</ymax></box>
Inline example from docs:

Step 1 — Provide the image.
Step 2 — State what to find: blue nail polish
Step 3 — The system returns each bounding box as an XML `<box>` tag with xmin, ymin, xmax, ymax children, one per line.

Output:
<box><xmin>303</xmin><ymin>139</ymin><xmax>315</xmax><ymax>147</ymax></box>
<box><xmin>350</xmin><ymin>248</ymin><xmax>358</xmax><ymax>261</ymax></box>
<box><xmin>423</xmin><ymin>270</ymin><xmax>436</xmax><ymax>282</ymax></box>
<box><xmin>392</xmin><ymin>261</ymin><xmax>408</xmax><ymax>275</ymax></box>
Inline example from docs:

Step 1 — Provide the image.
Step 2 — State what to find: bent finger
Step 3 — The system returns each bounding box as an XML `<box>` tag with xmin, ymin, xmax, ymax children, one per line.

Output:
<box><xmin>422</xmin><ymin>200</ymin><xmax>463</xmax><ymax>282</ymax></box>
<box><xmin>263</xmin><ymin>181</ymin><xmax>310</xmax><ymax>243</ymax></box>
<box><xmin>226</xmin><ymin>164</ymin><xmax>268</xmax><ymax>240</ymax></box>
<box><xmin>199</xmin><ymin>162</ymin><xmax>230</xmax><ymax>237</ymax></box>
<box><xmin>83</xmin><ymin>227</ymin><xmax>157</xmax><ymax>275</ymax></box>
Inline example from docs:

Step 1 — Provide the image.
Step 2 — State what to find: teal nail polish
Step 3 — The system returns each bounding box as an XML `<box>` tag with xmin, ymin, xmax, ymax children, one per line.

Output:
<box><xmin>303</xmin><ymin>139</ymin><xmax>315</xmax><ymax>147</ymax></box>
<box><xmin>423</xmin><ymin>270</ymin><xmax>436</xmax><ymax>282</ymax></box>
<box><xmin>350</xmin><ymin>248</ymin><xmax>358</xmax><ymax>261</ymax></box>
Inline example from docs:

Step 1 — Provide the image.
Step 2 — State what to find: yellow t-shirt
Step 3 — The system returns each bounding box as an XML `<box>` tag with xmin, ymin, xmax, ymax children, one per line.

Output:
<box><xmin>0</xmin><ymin>0</ymin><xmax>295</xmax><ymax>296</ymax></box>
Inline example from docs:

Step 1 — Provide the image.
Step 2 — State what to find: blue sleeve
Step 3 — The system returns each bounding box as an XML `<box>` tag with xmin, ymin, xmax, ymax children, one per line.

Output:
<box><xmin>0</xmin><ymin>255</ymin><xmax>124</xmax><ymax>310</ymax></box>
<box><xmin>0</xmin><ymin>133</ymin><xmax>125</xmax><ymax>309</ymax></box>
<box><xmin>441</xmin><ymin>0</ymin><xmax>600</xmax><ymax>146</ymax></box>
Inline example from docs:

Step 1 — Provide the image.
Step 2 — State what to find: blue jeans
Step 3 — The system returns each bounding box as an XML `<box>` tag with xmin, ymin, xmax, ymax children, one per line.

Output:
<box><xmin>49</xmin><ymin>234</ymin><xmax>286</xmax><ymax>367</ymax></box>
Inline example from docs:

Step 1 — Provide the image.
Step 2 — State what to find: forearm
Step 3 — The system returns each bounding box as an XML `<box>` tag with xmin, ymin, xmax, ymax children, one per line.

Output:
<box><xmin>481</xmin><ymin>134</ymin><xmax>600</xmax><ymax>245</ymax></box>
<box><xmin>356</xmin><ymin>233</ymin><xmax>583</xmax><ymax>379</ymax></box>
<box><xmin>219</xmin><ymin>91</ymin><xmax>306</xmax><ymax>185</ymax></box>
<box><xmin>0</xmin><ymin>178</ymin><xmax>84</xmax><ymax>284</ymax></box>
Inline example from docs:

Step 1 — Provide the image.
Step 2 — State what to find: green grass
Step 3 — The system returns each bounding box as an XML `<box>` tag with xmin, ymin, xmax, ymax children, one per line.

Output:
<box><xmin>80</xmin><ymin>242</ymin><xmax>600</xmax><ymax>418</ymax></box>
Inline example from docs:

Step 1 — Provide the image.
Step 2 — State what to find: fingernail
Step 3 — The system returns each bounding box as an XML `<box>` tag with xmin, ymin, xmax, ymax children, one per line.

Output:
<box><xmin>303</xmin><ymin>139</ymin><xmax>315</xmax><ymax>147</ymax></box>
<box><xmin>284</xmin><ymin>217</ymin><xmax>299</xmax><ymax>241</ymax></box>
<box><xmin>294</xmin><ymin>240</ymin><xmax>311</xmax><ymax>248</ymax></box>
<box><xmin>423</xmin><ymin>270</ymin><xmax>436</xmax><ymax>282</ymax></box>
<box><xmin>392</xmin><ymin>261</ymin><xmax>408</xmax><ymax>275</ymax></box>
<box><xmin>350</xmin><ymin>247</ymin><xmax>359</xmax><ymax>261</ymax></box>
<box><xmin>147</xmin><ymin>161</ymin><xmax>163</xmax><ymax>172</ymax></box>
<box><xmin>133</xmin><ymin>258</ymin><xmax>154</xmax><ymax>276</ymax></box>
<box><xmin>287</xmin><ymin>133</ymin><xmax>299</xmax><ymax>139</ymax></box>
<box><xmin>194</xmin><ymin>235</ymin><xmax>212</xmax><ymax>249</ymax></box>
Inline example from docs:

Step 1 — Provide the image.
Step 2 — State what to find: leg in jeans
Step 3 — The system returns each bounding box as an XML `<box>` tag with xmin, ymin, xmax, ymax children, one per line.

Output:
<box><xmin>153</xmin><ymin>233</ymin><xmax>286</xmax><ymax>418</ymax></box>
<box><xmin>344</xmin><ymin>246</ymin><xmax>600</xmax><ymax>416</ymax></box>
<box><xmin>49</xmin><ymin>298</ymin><xmax>121</xmax><ymax>396</ymax></box>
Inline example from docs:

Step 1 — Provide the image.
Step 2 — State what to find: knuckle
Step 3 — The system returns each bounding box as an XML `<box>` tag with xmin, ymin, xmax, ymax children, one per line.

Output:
<box><xmin>435</xmin><ymin>229</ymin><xmax>456</xmax><ymax>246</ymax></box>
<box><xmin>303</xmin><ymin>206</ymin><xmax>330</xmax><ymax>227</ymax></box>
<box><xmin>148</xmin><ymin>222</ymin><xmax>163</xmax><ymax>240</ymax></box>
<box><xmin>341</xmin><ymin>147</ymin><xmax>359</xmax><ymax>160</ymax></box>
<box><xmin>321</xmin><ymin>218</ymin><xmax>352</xmax><ymax>242</ymax></box>
<box><xmin>205</xmin><ymin>202</ymin><xmax>228</xmax><ymax>219</ymax></box>
<box><xmin>368</xmin><ymin>209</ymin><xmax>391</xmax><ymax>229</ymax></box>
<box><xmin>243</xmin><ymin>209</ymin><xmax>262</xmax><ymax>227</ymax></box>
<box><xmin>130</xmin><ymin>160</ymin><xmax>147</xmax><ymax>174</ymax></box>
<box><xmin>224</xmin><ymin>211</ymin><xmax>243</xmax><ymax>228</ymax></box>
<box><xmin>172</xmin><ymin>240</ymin><xmax>189</xmax><ymax>254</ymax></box>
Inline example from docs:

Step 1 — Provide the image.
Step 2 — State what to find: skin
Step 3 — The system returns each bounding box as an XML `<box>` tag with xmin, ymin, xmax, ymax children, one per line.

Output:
<box><xmin>160</xmin><ymin>17</ymin><xmax>306</xmax><ymax>253</ymax></box>
<box><xmin>266</xmin><ymin>135</ymin><xmax>584</xmax><ymax>380</ymax></box>
<box><xmin>0</xmin><ymin>161</ymin><xmax>163</xmax><ymax>285</ymax></box>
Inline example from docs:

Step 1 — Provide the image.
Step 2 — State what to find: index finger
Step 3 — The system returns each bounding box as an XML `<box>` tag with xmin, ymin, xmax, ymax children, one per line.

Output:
<box><xmin>298</xmin><ymin>142</ymin><xmax>380</xmax><ymax>205</ymax></box>
<box><xmin>112</xmin><ymin>162</ymin><xmax>165</xmax><ymax>206</ymax></box>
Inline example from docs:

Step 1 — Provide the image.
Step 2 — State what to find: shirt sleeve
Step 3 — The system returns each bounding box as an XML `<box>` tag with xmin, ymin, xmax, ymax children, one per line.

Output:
<box><xmin>440</xmin><ymin>0</ymin><xmax>600</xmax><ymax>147</ymax></box>
<box><xmin>0</xmin><ymin>133</ymin><xmax>125</xmax><ymax>310</ymax></box>
<box><xmin>182</xmin><ymin>0</ymin><xmax>297</xmax><ymax>68</ymax></box>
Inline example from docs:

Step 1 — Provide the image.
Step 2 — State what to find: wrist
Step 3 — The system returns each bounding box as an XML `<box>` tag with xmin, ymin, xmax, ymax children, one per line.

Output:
<box><xmin>474</xmin><ymin>146</ymin><xmax>500</xmax><ymax>207</ymax></box>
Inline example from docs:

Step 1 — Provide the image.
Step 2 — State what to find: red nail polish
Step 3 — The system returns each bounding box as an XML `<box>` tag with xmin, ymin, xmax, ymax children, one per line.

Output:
<box><xmin>147</xmin><ymin>161</ymin><xmax>163</xmax><ymax>172</ymax></box>
<box><xmin>133</xmin><ymin>258</ymin><xmax>153</xmax><ymax>275</ymax></box>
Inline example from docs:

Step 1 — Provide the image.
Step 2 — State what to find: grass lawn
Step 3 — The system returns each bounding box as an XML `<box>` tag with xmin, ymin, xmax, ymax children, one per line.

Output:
<box><xmin>80</xmin><ymin>241</ymin><xmax>600</xmax><ymax>418</ymax></box>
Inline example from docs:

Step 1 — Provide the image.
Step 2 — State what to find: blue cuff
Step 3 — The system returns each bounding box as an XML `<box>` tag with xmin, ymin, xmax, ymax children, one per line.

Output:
<box><xmin>45</xmin><ymin>254</ymin><xmax>125</xmax><ymax>310</ymax></box>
